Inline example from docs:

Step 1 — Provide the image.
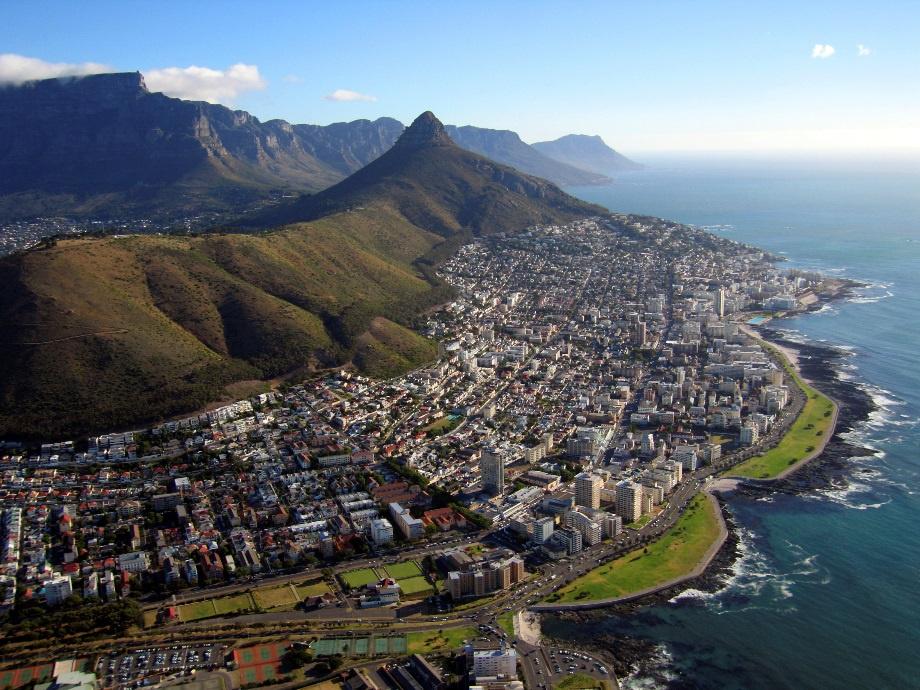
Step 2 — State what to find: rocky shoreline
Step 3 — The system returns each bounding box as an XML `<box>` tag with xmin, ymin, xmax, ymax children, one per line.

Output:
<box><xmin>539</xmin><ymin>286</ymin><xmax>880</xmax><ymax>685</ymax></box>
<box><xmin>736</xmin><ymin>327</ymin><xmax>877</xmax><ymax>496</ymax></box>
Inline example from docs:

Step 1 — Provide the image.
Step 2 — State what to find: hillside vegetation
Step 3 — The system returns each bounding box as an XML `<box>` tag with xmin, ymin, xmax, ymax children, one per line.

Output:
<box><xmin>0</xmin><ymin>111</ymin><xmax>599</xmax><ymax>438</ymax></box>
<box><xmin>0</xmin><ymin>207</ymin><xmax>439</xmax><ymax>438</ymax></box>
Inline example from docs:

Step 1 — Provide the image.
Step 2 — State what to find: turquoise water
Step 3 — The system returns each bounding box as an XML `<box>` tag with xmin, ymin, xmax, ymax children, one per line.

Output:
<box><xmin>558</xmin><ymin>157</ymin><xmax>920</xmax><ymax>689</ymax></box>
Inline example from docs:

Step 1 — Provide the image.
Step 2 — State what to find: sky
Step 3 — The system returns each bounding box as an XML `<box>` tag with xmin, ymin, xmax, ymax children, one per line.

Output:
<box><xmin>1</xmin><ymin>0</ymin><xmax>918</xmax><ymax>155</ymax></box>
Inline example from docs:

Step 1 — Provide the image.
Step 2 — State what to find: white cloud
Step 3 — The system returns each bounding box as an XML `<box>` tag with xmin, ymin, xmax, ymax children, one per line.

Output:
<box><xmin>0</xmin><ymin>53</ymin><xmax>111</xmax><ymax>84</ymax></box>
<box><xmin>143</xmin><ymin>63</ymin><xmax>266</xmax><ymax>104</ymax></box>
<box><xmin>811</xmin><ymin>44</ymin><xmax>836</xmax><ymax>59</ymax></box>
<box><xmin>324</xmin><ymin>88</ymin><xmax>377</xmax><ymax>102</ymax></box>
<box><xmin>857</xmin><ymin>44</ymin><xmax>871</xmax><ymax>57</ymax></box>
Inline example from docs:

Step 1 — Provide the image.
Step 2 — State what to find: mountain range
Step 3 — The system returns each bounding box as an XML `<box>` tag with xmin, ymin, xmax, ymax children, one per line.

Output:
<box><xmin>533</xmin><ymin>134</ymin><xmax>644</xmax><ymax>175</ymax></box>
<box><xmin>0</xmin><ymin>72</ymin><xmax>638</xmax><ymax>222</ymax></box>
<box><xmin>0</xmin><ymin>111</ymin><xmax>603</xmax><ymax>438</ymax></box>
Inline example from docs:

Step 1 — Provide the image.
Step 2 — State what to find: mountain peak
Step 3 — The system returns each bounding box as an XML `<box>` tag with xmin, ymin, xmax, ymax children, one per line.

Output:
<box><xmin>393</xmin><ymin>111</ymin><xmax>453</xmax><ymax>149</ymax></box>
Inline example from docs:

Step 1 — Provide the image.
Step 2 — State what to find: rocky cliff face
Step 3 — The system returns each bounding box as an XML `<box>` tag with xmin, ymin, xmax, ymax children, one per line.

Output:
<box><xmin>0</xmin><ymin>73</ymin><xmax>403</xmax><ymax>219</ymax></box>
<box><xmin>0</xmin><ymin>73</ymin><xmax>623</xmax><ymax>222</ymax></box>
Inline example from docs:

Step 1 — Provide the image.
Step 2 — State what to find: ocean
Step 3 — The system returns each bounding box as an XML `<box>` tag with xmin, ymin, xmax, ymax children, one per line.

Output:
<box><xmin>550</xmin><ymin>156</ymin><xmax>920</xmax><ymax>689</ymax></box>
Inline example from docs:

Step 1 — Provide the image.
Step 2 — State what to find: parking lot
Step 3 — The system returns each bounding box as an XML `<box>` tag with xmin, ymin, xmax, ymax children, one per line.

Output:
<box><xmin>520</xmin><ymin>643</ymin><xmax>612</xmax><ymax>690</ymax></box>
<box><xmin>96</xmin><ymin>644</ymin><xmax>226</xmax><ymax>688</ymax></box>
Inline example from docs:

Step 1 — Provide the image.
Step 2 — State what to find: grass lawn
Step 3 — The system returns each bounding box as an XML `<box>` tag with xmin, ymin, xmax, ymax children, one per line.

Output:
<box><xmin>296</xmin><ymin>580</ymin><xmax>332</xmax><ymax>599</ymax></box>
<box><xmin>383</xmin><ymin>560</ymin><xmax>423</xmax><ymax>579</ymax></box>
<box><xmin>406</xmin><ymin>626</ymin><xmax>477</xmax><ymax>654</ymax></box>
<box><xmin>253</xmin><ymin>584</ymin><xmax>299</xmax><ymax>609</ymax></box>
<box><xmin>556</xmin><ymin>672</ymin><xmax>609</xmax><ymax>689</ymax></box>
<box><xmin>627</xmin><ymin>511</ymin><xmax>655</xmax><ymax>529</ymax></box>
<box><xmin>548</xmin><ymin>493</ymin><xmax>721</xmax><ymax>603</ymax></box>
<box><xmin>422</xmin><ymin>416</ymin><xmax>459</xmax><ymax>436</ymax></box>
<box><xmin>730</xmin><ymin>337</ymin><xmax>837</xmax><ymax>479</ymax></box>
<box><xmin>213</xmin><ymin>592</ymin><xmax>254</xmax><ymax>615</ymax></box>
<box><xmin>497</xmin><ymin>611</ymin><xmax>515</xmax><ymax>637</ymax></box>
<box><xmin>340</xmin><ymin>567</ymin><xmax>379</xmax><ymax>589</ymax></box>
<box><xmin>398</xmin><ymin>575</ymin><xmax>434</xmax><ymax>596</ymax></box>
<box><xmin>177</xmin><ymin>599</ymin><xmax>217</xmax><ymax>622</ymax></box>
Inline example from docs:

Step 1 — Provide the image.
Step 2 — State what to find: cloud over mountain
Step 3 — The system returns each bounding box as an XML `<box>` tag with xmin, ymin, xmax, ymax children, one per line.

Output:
<box><xmin>142</xmin><ymin>63</ymin><xmax>266</xmax><ymax>104</ymax></box>
<box><xmin>0</xmin><ymin>53</ymin><xmax>110</xmax><ymax>83</ymax></box>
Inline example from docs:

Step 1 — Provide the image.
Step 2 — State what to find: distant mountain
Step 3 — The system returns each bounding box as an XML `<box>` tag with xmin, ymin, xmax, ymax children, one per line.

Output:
<box><xmin>0</xmin><ymin>72</ymin><xmax>403</xmax><ymax>221</ymax></box>
<box><xmin>0</xmin><ymin>72</ymin><xmax>616</xmax><ymax>225</ymax></box>
<box><xmin>252</xmin><ymin>112</ymin><xmax>603</xmax><ymax>235</ymax></box>
<box><xmin>0</xmin><ymin>111</ymin><xmax>602</xmax><ymax>438</ymax></box>
<box><xmin>444</xmin><ymin>125</ymin><xmax>611</xmax><ymax>186</ymax></box>
<box><xmin>533</xmin><ymin>134</ymin><xmax>642</xmax><ymax>175</ymax></box>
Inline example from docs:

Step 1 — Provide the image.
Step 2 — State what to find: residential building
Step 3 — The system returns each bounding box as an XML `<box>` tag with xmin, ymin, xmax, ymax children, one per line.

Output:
<box><xmin>532</xmin><ymin>517</ymin><xmax>554</xmax><ymax>544</ymax></box>
<box><xmin>45</xmin><ymin>575</ymin><xmax>73</xmax><ymax>606</ymax></box>
<box><xmin>480</xmin><ymin>447</ymin><xmax>505</xmax><ymax>495</ymax></box>
<box><xmin>473</xmin><ymin>647</ymin><xmax>517</xmax><ymax>680</ymax></box>
<box><xmin>574</xmin><ymin>472</ymin><xmax>603</xmax><ymax>510</ymax></box>
<box><xmin>616</xmin><ymin>480</ymin><xmax>644</xmax><ymax>523</ymax></box>
<box><xmin>369</xmin><ymin>518</ymin><xmax>394</xmax><ymax>545</ymax></box>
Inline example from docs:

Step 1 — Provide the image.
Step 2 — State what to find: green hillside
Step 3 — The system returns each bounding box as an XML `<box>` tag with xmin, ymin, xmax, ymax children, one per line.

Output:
<box><xmin>0</xmin><ymin>111</ymin><xmax>598</xmax><ymax>439</ymax></box>
<box><xmin>0</xmin><ymin>208</ymin><xmax>439</xmax><ymax>438</ymax></box>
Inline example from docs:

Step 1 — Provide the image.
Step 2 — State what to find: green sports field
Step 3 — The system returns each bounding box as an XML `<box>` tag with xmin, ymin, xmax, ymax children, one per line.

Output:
<box><xmin>383</xmin><ymin>560</ymin><xmax>423</xmax><ymax>579</ymax></box>
<box><xmin>340</xmin><ymin>567</ymin><xmax>379</xmax><ymax>589</ymax></box>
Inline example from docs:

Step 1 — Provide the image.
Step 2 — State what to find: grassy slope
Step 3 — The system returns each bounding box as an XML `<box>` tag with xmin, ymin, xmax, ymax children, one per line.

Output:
<box><xmin>0</xmin><ymin>206</ymin><xmax>441</xmax><ymax>438</ymax></box>
<box><xmin>730</xmin><ymin>338</ymin><xmax>837</xmax><ymax>479</ymax></box>
<box><xmin>548</xmin><ymin>494</ymin><xmax>721</xmax><ymax>603</ymax></box>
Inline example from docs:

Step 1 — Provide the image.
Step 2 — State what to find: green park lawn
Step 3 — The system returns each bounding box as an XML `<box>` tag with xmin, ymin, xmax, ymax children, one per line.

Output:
<box><xmin>398</xmin><ymin>575</ymin><xmax>434</xmax><ymax>596</ymax></box>
<box><xmin>407</xmin><ymin>626</ymin><xmax>478</xmax><ymax>654</ymax></box>
<box><xmin>556</xmin><ymin>673</ymin><xmax>610</xmax><ymax>690</ymax></box>
<box><xmin>548</xmin><ymin>493</ymin><xmax>721</xmax><ymax>603</ymax></box>
<box><xmin>212</xmin><ymin>592</ymin><xmax>255</xmax><ymax>615</ymax></box>
<box><xmin>422</xmin><ymin>416</ymin><xmax>459</xmax><ymax>436</ymax></box>
<box><xmin>296</xmin><ymin>580</ymin><xmax>332</xmax><ymax>599</ymax></box>
<box><xmin>340</xmin><ymin>567</ymin><xmax>380</xmax><ymax>589</ymax></box>
<box><xmin>383</xmin><ymin>560</ymin><xmax>423</xmax><ymax>579</ymax></box>
<box><xmin>253</xmin><ymin>584</ymin><xmax>299</xmax><ymax>609</ymax></box>
<box><xmin>177</xmin><ymin>599</ymin><xmax>217</xmax><ymax>622</ymax></box>
<box><xmin>730</xmin><ymin>337</ymin><xmax>837</xmax><ymax>479</ymax></box>
<box><xmin>497</xmin><ymin>611</ymin><xmax>515</xmax><ymax>637</ymax></box>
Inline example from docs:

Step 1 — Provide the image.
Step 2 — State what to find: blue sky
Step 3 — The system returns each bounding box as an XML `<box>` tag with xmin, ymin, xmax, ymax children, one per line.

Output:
<box><xmin>2</xmin><ymin>0</ymin><xmax>918</xmax><ymax>153</ymax></box>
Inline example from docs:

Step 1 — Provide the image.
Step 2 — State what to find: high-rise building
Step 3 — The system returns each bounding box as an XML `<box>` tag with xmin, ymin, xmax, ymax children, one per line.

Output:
<box><xmin>564</xmin><ymin>509</ymin><xmax>602</xmax><ymax>546</ymax></box>
<box><xmin>556</xmin><ymin>527</ymin><xmax>583</xmax><ymax>555</ymax></box>
<box><xmin>615</xmin><ymin>480</ymin><xmax>644</xmax><ymax>523</ymax></box>
<box><xmin>532</xmin><ymin>517</ymin><xmax>555</xmax><ymax>544</ymax></box>
<box><xmin>716</xmin><ymin>287</ymin><xmax>726</xmax><ymax>318</ymax></box>
<box><xmin>574</xmin><ymin>472</ymin><xmax>603</xmax><ymax>510</ymax></box>
<box><xmin>480</xmin><ymin>447</ymin><xmax>504</xmax><ymax>495</ymax></box>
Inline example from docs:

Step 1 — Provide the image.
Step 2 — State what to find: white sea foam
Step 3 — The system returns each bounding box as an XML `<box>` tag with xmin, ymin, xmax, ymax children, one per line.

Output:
<box><xmin>621</xmin><ymin>644</ymin><xmax>679</xmax><ymax>690</ymax></box>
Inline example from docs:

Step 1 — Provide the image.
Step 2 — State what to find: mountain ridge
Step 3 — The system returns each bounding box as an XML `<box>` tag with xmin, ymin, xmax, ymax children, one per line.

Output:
<box><xmin>533</xmin><ymin>133</ymin><xmax>642</xmax><ymax>174</ymax></box>
<box><xmin>0</xmin><ymin>111</ymin><xmax>603</xmax><ymax>439</ymax></box>
<box><xmin>0</xmin><ymin>73</ymin><xmax>626</xmax><ymax>224</ymax></box>
<box><xmin>246</xmin><ymin>111</ymin><xmax>604</xmax><ymax>236</ymax></box>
